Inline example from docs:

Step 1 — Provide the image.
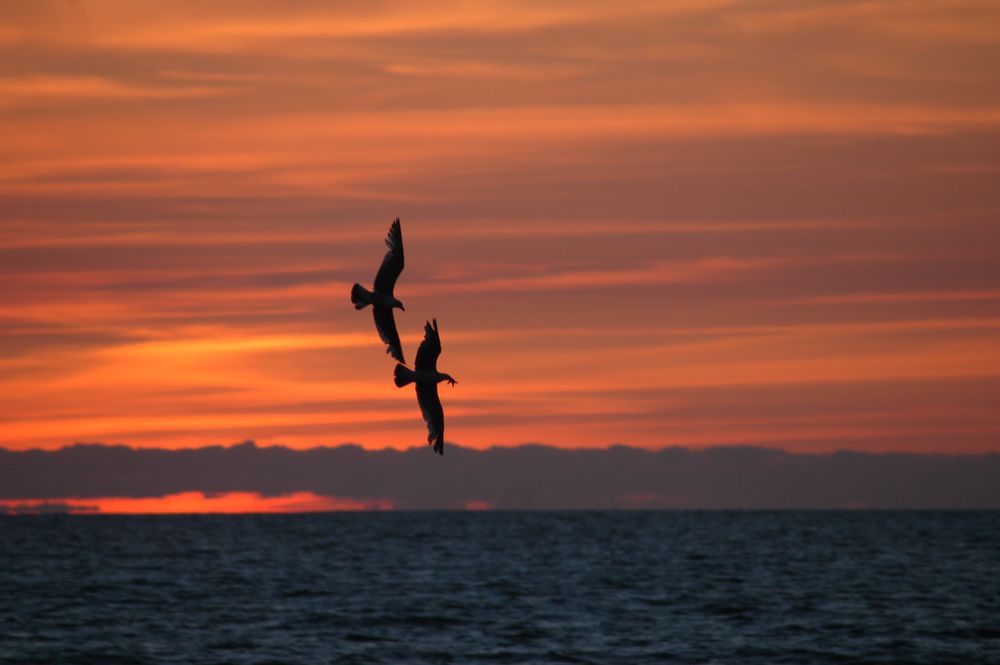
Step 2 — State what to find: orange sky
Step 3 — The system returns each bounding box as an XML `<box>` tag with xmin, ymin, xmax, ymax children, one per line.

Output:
<box><xmin>2</xmin><ymin>0</ymin><xmax>1000</xmax><ymax>459</ymax></box>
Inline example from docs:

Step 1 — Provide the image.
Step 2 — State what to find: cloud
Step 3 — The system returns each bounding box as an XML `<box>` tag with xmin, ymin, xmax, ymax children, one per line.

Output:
<box><xmin>1</xmin><ymin>442</ymin><xmax>998</xmax><ymax>509</ymax></box>
<box><xmin>0</xmin><ymin>75</ymin><xmax>235</xmax><ymax>108</ymax></box>
<box><xmin>778</xmin><ymin>289</ymin><xmax>1000</xmax><ymax>306</ymax></box>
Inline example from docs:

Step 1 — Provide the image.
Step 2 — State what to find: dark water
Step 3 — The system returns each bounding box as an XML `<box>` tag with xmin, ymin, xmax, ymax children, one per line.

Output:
<box><xmin>1</xmin><ymin>512</ymin><xmax>998</xmax><ymax>664</ymax></box>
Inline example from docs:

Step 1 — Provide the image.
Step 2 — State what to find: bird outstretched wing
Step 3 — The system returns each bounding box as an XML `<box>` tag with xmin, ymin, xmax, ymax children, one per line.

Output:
<box><xmin>373</xmin><ymin>306</ymin><xmax>404</xmax><ymax>363</ymax></box>
<box><xmin>414</xmin><ymin>318</ymin><xmax>441</xmax><ymax>372</ymax></box>
<box><xmin>416</xmin><ymin>382</ymin><xmax>444</xmax><ymax>454</ymax></box>
<box><xmin>373</xmin><ymin>218</ymin><xmax>404</xmax><ymax>294</ymax></box>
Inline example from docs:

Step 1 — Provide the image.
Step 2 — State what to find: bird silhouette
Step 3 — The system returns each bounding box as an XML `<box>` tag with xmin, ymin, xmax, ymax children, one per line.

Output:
<box><xmin>393</xmin><ymin>319</ymin><xmax>457</xmax><ymax>455</ymax></box>
<box><xmin>351</xmin><ymin>218</ymin><xmax>406</xmax><ymax>363</ymax></box>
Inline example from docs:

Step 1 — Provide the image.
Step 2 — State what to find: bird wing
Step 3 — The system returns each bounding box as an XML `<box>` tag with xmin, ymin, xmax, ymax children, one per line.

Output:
<box><xmin>414</xmin><ymin>318</ymin><xmax>441</xmax><ymax>372</ymax></box>
<box><xmin>416</xmin><ymin>382</ymin><xmax>444</xmax><ymax>454</ymax></box>
<box><xmin>373</xmin><ymin>306</ymin><xmax>405</xmax><ymax>363</ymax></box>
<box><xmin>373</xmin><ymin>218</ymin><xmax>404</xmax><ymax>294</ymax></box>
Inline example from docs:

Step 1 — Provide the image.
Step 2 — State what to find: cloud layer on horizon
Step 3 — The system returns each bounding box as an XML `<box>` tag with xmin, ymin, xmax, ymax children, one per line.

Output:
<box><xmin>2</xmin><ymin>442</ymin><xmax>999</xmax><ymax>511</ymax></box>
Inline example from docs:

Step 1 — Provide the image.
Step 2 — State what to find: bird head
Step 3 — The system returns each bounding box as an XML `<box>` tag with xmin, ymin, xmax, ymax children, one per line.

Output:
<box><xmin>393</xmin><ymin>298</ymin><xmax>405</xmax><ymax>311</ymax></box>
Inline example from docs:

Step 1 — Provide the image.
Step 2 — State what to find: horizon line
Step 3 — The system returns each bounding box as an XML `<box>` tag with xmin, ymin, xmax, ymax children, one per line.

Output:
<box><xmin>4</xmin><ymin>440</ymin><xmax>1000</xmax><ymax>457</ymax></box>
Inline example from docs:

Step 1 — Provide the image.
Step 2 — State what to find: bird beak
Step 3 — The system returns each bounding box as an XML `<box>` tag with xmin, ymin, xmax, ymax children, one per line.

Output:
<box><xmin>400</xmin><ymin>305</ymin><xmax>406</xmax><ymax>312</ymax></box>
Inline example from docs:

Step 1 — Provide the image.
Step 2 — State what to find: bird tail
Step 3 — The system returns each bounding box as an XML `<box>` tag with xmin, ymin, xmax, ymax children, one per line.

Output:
<box><xmin>351</xmin><ymin>283</ymin><xmax>371</xmax><ymax>310</ymax></box>
<box><xmin>393</xmin><ymin>363</ymin><xmax>415</xmax><ymax>387</ymax></box>
<box><xmin>432</xmin><ymin>436</ymin><xmax>443</xmax><ymax>455</ymax></box>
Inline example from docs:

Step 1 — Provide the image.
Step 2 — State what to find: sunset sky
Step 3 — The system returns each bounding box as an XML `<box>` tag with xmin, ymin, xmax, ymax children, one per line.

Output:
<box><xmin>3</xmin><ymin>0</ymin><xmax>1000</xmax><ymax>477</ymax></box>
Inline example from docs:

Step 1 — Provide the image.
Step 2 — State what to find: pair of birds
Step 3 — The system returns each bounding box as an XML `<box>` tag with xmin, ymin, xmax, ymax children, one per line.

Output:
<box><xmin>350</xmin><ymin>218</ymin><xmax>457</xmax><ymax>455</ymax></box>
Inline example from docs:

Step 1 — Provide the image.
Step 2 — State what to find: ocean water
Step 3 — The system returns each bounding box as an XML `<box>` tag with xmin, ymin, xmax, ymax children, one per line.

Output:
<box><xmin>1</xmin><ymin>512</ymin><xmax>998</xmax><ymax>664</ymax></box>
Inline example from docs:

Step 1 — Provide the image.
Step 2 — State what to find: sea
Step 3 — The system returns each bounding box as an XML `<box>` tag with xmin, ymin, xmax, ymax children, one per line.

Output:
<box><xmin>1</xmin><ymin>511</ymin><xmax>998</xmax><ymax>664</ymax></box>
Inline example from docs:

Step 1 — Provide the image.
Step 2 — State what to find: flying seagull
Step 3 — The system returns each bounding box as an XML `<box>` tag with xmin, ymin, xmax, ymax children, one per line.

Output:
<box><xmin>351</xmin><ymin>218</ymin><xmax>405</xmax><ymax>363</ymax></box>
<box><xmin>394</xmin><ymin>319</ymin><xmax>457</xmax><ymax>455</ymax></box>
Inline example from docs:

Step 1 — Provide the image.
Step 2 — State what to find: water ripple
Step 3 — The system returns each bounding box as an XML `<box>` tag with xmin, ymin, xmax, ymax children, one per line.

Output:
<box><xmin>1</xmin><ymin>511</ymin><xmax>998</xmax><ymax>664</ymax></box>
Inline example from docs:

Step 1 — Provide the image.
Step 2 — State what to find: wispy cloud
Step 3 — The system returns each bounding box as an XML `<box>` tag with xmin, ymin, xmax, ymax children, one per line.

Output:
<box><xmin>779</xmin><ymin>289</ymin><xmax>1000</xmax><ymax>305</ymax></box>
<box><xmin>0</xmin><ymin>74</ymin><xmax>235</xmax><ymax>108</ymax></box>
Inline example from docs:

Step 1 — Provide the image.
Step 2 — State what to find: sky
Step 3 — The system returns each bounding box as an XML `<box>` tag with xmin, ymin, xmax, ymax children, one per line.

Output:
<box><xmin>2</xmin><ymin>0</ymin><xmax>1000</xmax><ymax>491</ymax></box>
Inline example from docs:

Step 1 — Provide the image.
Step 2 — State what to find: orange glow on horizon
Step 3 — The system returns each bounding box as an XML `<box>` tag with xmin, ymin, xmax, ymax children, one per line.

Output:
<box><xmin>0</xmin><ymin>492</ymin><xmax>393</xmax><ymax>514</ymax></box>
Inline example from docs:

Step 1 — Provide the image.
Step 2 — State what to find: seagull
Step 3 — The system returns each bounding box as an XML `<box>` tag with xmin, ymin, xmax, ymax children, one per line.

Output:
<box><xmin>394</xmin><ymin>319</ymin><xmax>457</xmax><ymax>455</ymax></box>
<box><xmin>351</xmin><ymin>218</ymin><xmax>405</xmax><ymax>363</ymax></box>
